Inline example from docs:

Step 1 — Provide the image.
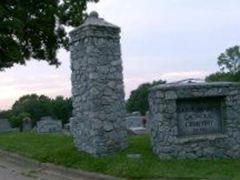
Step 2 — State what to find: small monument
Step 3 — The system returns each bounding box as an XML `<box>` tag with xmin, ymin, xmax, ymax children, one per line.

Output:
<box><xmin>0</xmin><ymin>119</ymin><xmax>12</xmax><ymax>133</ymax></box>
<box><xmin>22</xmin><ymin>117</ymin><xmax>32</xmax><ymax>132</ymax></box>
<box><xmin>70</xmin><ymin>11</ymin><xmax>127</xmax><ymax>156</ymax></box>
<box><xmin>37</xmin><ymin>116</ymin><xmax>62</xmax><ymax>133</ymax></box>
<box><xmin>149</xmin><ymin>82</ymin><xmax>240</xmax><ymax>159</ymax></box>
<box><xmin>126</xmin><ymin>112</ymin><xmax>142</xmax><ymax>128</ymax></box>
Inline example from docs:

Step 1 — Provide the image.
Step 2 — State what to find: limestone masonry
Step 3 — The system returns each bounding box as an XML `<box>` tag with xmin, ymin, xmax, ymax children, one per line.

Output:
<box><xmin>149</xmin><ymin>82</ymin><xmax>240</xmax><ymax>159</ymax></box>
<box><xmin>69</xmin><ymin>12</ymin><xmax>127</xmax><ymax>156</ymax></box>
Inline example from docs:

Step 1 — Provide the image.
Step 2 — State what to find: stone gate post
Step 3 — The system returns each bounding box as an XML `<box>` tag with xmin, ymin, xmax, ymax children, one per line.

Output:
<box><xmin>69</xmin><ymin>12</ymin><xmax>127</xmax><ymax>156</ymax></box>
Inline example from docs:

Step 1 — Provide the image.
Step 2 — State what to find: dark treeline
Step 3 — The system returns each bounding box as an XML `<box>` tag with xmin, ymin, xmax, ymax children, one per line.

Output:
<box><xmin>126</xmin><ymin>80</ymin><xmax>166</xmax><ymax>115</ymax></box>
<box><xmin>0</xmin><ymin>94</ymin><xmax>72</xmax><ymax>128</ymax></box>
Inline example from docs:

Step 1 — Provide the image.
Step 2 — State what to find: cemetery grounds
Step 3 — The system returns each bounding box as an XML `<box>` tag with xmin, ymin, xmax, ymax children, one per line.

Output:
<box><xmin>0</xmin><ymin>132</ymin><xmax>239</xmax><ymax>179</ymax></box>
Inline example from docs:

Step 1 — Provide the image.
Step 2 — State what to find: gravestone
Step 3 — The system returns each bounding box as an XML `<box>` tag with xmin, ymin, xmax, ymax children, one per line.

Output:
<box><xmin>64</xmin><ymin>123</ymin><xmax>70</xmax><ymax>131</ymax></box>
<box><xmin>37</xmin><ymin>117</ymin><xmax>62</xmax><ymax>133</ymax></box>
<box><xmin>149</xmin><ymin>82</ymin><xmax>240</xmax><ymax>159</ymax></box>
<box><xmin>0</xmin><ymin>119</ymin><xmax>12</xmax><ymax>133</ymax></box>
<box><xmin>69</xmin><ymin>11</ymin><xmax>127</xmax><ymax>156</ymax></box>
<box><xmin>126</xmin><ymin>112</ymin><xmax>143</xmax><ymax>128</ymax></box>
<box><xmin>22</xmin><ymin>117</ymin><xmax>32</xmax><ymax>131</ymax></box>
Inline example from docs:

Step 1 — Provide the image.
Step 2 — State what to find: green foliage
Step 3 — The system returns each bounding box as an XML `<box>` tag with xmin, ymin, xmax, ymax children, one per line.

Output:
<box><xmin>50</xmin><ymin>96</ymin><xmax>72</xmax><ymax>125</ymax></box>
<box><xmin>206</xmin><ymin>45</ymin><xmax>240</xmax><ymax>82</ymax></box>
<box><xmin>0</xmin><ymin>133</ymin><xmax>240</xmax><ymax>179</ymax></box>
<box><xmin>126</xmin><ymin>80</ymin><xmax>166</xmax><ymax>115</ymax></box>
<box><xmin>12</xmin><ymin>94</ymin><xmax>52</xmax><ymax>125</ymax></box>
<box><xmin>0</xmin><ymin>0</ymin><xmax>98</xmax><ymax>70</ymax></box>
<box><xmin>218</xmin><ymin>46</ymin><xmax>240</xmax><ymax>73</ymax></box>
<box><xmin>0</xmin><ymin>110</ymin><xmax>12</xmax><ymax>119</ymax></box>
<box><xmin>9</xmin><ymin>112</ymin><xmax>31</xmax><ymax>129</ymax></box>
<box><xmin>206</xmin><ymin>71</ymin><xmax>240</xmax><ymax>82</ymax></box>
<box><xmin>10</xmin><ymin>94</ymin><xmax>72</xmax><ymax>126</ymax></box>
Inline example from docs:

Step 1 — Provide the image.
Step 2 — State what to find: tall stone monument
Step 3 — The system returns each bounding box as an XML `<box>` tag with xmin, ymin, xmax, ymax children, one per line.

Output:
<box><xmin>70</xmin><ymin>12</ymin><xmax>127</xmax><ymax>156</ymax></box>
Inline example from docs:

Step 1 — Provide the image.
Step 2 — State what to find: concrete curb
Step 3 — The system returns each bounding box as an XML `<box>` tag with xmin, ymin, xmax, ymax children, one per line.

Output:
<box><xmin>0</xmin><ymin>149</ymin><xmax>119</xmax><ymax>180</ymax></box>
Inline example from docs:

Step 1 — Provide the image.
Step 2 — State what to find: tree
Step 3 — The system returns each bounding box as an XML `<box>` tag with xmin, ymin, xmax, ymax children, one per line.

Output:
<box><xmin>11</xmin><ymin>94</ymin><xmax>52</xmax><ymax>125</ymax></box>
<box><xmin>206</xmin><ymin>71</ymin><xmax>240</xmax><ymax>82</ymax></box>
<box><xmin>0</xmin><ymin>0</ymin><xmax>98</xmax><ymax>71</ymax></box>
<box><xmin>50</xmin><ymin>96</ymin><xmax>72</xmax><ymax>124</ymax></box>
<box><xmin>9</xmin><ymin>112</ymin><xmax>31</xmax><ymax>129</ymax></box>
<box><xmin>126</xmin><ymin>80</ymin><xmax>166</xmax><ymax>115</ymax></box>
<box><xmin>206</xmin><ymin>45</ymin><xmax>240</xmax><ymax>82</ymax></box>
<box><xmin>218</xmin><ymin>45</ymin><xmax>240</xmax><ymax>73</ymax></box>
<box><xmin>10</xmin><ymin>94</ymin><xmax>73</xmax><ymax>125</ymax></box>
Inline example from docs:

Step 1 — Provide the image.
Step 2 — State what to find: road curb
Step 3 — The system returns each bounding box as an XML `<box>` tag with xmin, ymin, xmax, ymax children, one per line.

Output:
<box><xmin>0</xmin><ymin>149</ymin><xmax>118</xmax><ymax>180</ymax></box>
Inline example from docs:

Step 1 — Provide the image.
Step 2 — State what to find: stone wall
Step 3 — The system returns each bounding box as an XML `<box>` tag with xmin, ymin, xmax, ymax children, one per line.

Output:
<box><xmin>37</xmin><ymin>117</ymin><xmax>62</xmax><ymax>133</ymax></box>
<box><xmin>149</xmin><ymin>82</ymin><xmax>240</xmax><ymax>159</ymax></box>
<box><xmin>69</xmin><ymin>12</ymin><xmax>127</xmax><ymax>156</ymax></box>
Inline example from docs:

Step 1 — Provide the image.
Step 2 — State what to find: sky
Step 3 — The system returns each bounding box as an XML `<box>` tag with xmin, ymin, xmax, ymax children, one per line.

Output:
<box><xmin>0</xmin><ymin>0</ymin><xmax>240</xmax><ymax>110</ymax></box>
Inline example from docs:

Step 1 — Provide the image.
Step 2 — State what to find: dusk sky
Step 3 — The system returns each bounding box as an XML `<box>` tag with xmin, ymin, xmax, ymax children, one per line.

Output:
<box><xmin>0</xmin><ymin>0</ymin><xmax>240</xmax><ymax>110</ymax></box>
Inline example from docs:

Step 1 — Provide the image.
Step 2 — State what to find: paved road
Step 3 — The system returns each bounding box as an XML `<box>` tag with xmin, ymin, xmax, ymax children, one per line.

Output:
<box><xmin>0</xmin><ymin>151</ymin><xmax>115</xmax><ymax>180</ymax></box>
<box><xmin>0</xmin><ymin>156</ymin><xmax>77</xmax><ymax>180</ymax></box>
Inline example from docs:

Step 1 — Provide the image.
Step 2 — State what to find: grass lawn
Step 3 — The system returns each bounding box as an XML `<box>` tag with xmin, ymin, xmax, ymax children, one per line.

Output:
<box><xmin>0</xmin><ymin>132</ymin><xmax>239</xmax><ymax>179</ymax></box>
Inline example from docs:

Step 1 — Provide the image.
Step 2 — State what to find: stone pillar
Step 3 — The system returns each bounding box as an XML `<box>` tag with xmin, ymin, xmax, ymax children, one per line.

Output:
<box><xmin>69</xmin><ymin>12</ymin><xmax>127</xmax><ymax>156</ymax></box>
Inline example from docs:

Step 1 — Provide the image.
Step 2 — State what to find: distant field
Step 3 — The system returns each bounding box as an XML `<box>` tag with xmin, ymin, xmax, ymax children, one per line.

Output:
<box><xmin>0</xmin><ymin>132</ymin><xmax>239</xmax><ymax>179</ymax></box>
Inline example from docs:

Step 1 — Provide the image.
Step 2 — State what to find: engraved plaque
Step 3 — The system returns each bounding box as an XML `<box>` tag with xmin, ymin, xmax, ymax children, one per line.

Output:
<box><xmin>177</xmin><ymin>97</ymin><xmax>224</xmax><ymax>137</ymax></box>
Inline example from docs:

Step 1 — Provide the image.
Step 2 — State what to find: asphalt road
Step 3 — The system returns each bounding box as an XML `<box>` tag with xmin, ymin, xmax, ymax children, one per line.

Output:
<box><xmin>0</xmin><ymin>156</ymin><xmax>76</xmax><ymax>180</ymax></box>
<box><xmin>0</xmin><ymin>150</ymin><xmax>114</xmax><ymax>180</ymax></box>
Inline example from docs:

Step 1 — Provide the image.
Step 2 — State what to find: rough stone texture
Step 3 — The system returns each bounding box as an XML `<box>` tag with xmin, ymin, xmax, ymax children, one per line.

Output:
<box><xmin>37</xmin><ymin>117</ymin><xmax>62</xmax><ymax>133</ymax></box>
<box><xmin>126</xmin><ymin>112</ymin><xmax>143</xmax><ymax>128</ymax></box>
<box><xmin>145</xmin><ymin>111</ymin><xmax>151</xmax><ymax>130</ymax></box>
<box><xmin>0</xmin><ymin>119</ymin><xmax>12</xmax><ymax>133</ymax></box>
<box><xmin>149</xmin><ymin>82</ymin><xmax>240</xmax><ymax>159</ymax></box>
<box><xmin>69</xmin><ymin>12</ymin><xmax>127</xmax><ymax>156</ymax></box>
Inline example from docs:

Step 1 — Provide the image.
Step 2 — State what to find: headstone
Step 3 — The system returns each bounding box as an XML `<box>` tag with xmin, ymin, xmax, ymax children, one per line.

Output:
<box><xmin>126</xmin><ymin>112</ymin><xmax>142</xmax><ymax>128</ymax></box>
<box><xmin>64</xmin><ymin>123</ymin><xmax>70</xmax><ymax>131</ymax></box>
<box><xmin>149</xmin><ymin>82</ymin><xmax>240</xmax><ymax>159</ymax></box>
<box><xmin>22</xmin><ymin>117</ymin><xmax>32</xmax><ymax>131</ymax></box>
<box><xmin>0</xmin><ymin>119</ymin><xmax>12</xmax><ymax>133</ymax></box>
<box><xmin>70</xmin><ymin>11</ymin><xmax>127</xmax><ymax>156</ymax></box>
<box><xmin>37</xmin><ymin>116</ymin><xmax>62</xmax><ymax>133</ymax></box>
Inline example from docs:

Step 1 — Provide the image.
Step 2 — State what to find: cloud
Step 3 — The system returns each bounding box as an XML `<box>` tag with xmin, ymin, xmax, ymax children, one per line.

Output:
<box><xmin>0</xmin><ymin>60</ymin><xmax>71</xmax><ymax>110</ymax></box>
<box><xmin>1</xmin><ymin>0</ymin><xmax>240</xmax><ymax>109</ymax></box>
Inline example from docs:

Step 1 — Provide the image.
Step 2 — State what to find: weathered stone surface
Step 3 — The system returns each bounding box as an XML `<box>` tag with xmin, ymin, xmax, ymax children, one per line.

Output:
<box><xmin>149</xmin><ymin>82</ymin><xmax>240</xmax><ymax>159</ymax></box>
<box><xmin>70</xmin><ymin>11</ymin><xmax>127</xmax><ymax>156</ymax></box>
<box><xmin>145</xmin><ymin>111</ymin><xmax>151</xmax><ymax>130</ymax></box>
<box><xmin>37</xmin><ymin>117</ymin><xmax>62</xmax><ymax>133</ymax></box>
<box><xmin>126</xmin><ymin>112</ymin><xmax>143</xmax><ymax>128</ymax></box>
<box><xmin>0</xmin><ymin>119</ymin><xmax>12</xmax><ymax>133</ymax></box>
<box><xmin>22</xmin><ymin>117</ymin><xmax>32</xmax><ymax>132</ymax></box>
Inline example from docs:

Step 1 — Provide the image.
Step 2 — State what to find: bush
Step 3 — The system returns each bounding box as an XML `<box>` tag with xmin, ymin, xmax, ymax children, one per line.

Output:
<box><xmin>10</xmin><ymin>94</ymin><xmax>72</xmax><ymax>126</ymax></box>
<box><xmin>126</xmin><ymin>80</ymin><xmax>166</xmax><ymax>115</ymax></box>
<box><xmin>9</xmin><ymin>112</ymin><xmax>31</xmax><ymax>129</ymax></box>
<box><xmin>206</xmin><ymin>72</ymin><xmax>240</xmax><ymax>82</ymax></box>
